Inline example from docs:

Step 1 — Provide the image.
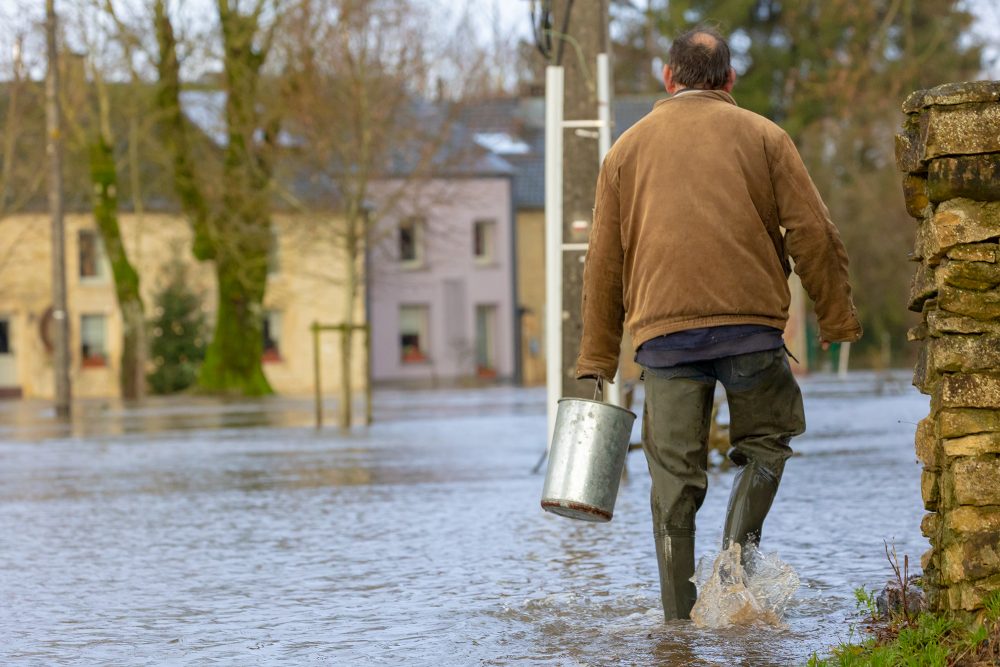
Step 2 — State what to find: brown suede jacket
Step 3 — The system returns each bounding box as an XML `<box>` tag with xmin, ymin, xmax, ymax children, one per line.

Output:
<box><xmin>577</xmin><ymin>90</ymin><xmax>862</xmax><ymax>380</ymax></box>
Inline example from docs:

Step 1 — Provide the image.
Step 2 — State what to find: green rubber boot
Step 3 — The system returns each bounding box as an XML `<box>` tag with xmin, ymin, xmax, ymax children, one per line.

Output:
<box><xmin>654</xmin><ymin>527</ymin><xmax>697</xmax><ymax>620</ymax></box>
<box><xmin>722</xmin><ymin>461</ymin><xmax>781</xmax><ymax>561</ymax></box>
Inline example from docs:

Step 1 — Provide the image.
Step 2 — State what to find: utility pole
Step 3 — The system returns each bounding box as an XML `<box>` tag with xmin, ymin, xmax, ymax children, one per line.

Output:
<box><xmin>548</xmin><ymin>0</ymin><xmax>610</xmax><ymax>399</ymax></box>
<box><xmin>46</xmin><ymin>0</ymin><xmax>72</xmax><ymax>418</ymax></box>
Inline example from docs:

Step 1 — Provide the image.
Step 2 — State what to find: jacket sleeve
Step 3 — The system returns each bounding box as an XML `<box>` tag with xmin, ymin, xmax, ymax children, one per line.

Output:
<box><xmin>576</xmin><ymin>156</ymin><xmax>625</xmax><ymax>380</ymax></box>
<box><xmin>771</xmin><ymin>132</ymin><xmax>863</xmax><ymax>343</ymax></box>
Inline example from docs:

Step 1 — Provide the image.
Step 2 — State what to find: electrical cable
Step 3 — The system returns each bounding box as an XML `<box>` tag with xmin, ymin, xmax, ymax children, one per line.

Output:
<box><xmin>554</xmin><ymin>0</ymin><xmax>574</xmax><ymax>66</ymax></box>
<box><xmin>531</xmin><ymin>0</ymin><xmax>553</xmax><ymax>60</ymax></box>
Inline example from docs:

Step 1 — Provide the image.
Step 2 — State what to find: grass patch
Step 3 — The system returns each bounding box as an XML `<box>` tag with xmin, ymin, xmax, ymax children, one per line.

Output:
<box><xmin>808</xmin><ymin>589</ymin><xmax>1000</xmax><ymax>667</ymax></box>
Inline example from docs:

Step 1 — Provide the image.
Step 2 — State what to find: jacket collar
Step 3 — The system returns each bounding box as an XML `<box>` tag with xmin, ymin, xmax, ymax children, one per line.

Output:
<box><xmin>654</xmin><ymin>89</ymin><xmax>737</xmax><ymax>108</ymax></box>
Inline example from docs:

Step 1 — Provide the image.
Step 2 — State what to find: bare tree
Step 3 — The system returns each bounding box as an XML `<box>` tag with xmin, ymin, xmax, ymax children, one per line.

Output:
<box><xmin>154</xmin><ymin>0</ymin><xmax>283</xmax><ymax>395</ymax></box>
<box><xmin>274</xmin><ymin>0</ymin><xmax>496</xmax><ymax>427</ymax></box>
<box><xmin>0</xmin><ymin>31</ymin><xmax>47</xmax><ymax>233</ymax></box>
<box><xmin>56</xmin><ymin>0</ymin><xmax>151</xmax><ymax>400</ymax></box>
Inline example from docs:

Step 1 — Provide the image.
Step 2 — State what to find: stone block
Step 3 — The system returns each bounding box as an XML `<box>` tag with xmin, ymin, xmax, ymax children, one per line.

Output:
<box><xmin>936</xmin><ymin>260</ymin><xmax>1000</xmax><ymax>291</ymax></box>
<box><xmin>903</xmin><ymin>82</ymin><xmax>1000</xmax><ymax>113</ymax></box>
<box><xmin>940</xmin><ymin>373</ymin><xmax>1000</xmax><ymax>409</ymax></box>
<box><xmin>915</xmin><ymin>417</ymin><xmax>940</xmax><ymax>468</ymax></box>
<box><xmin>896</xmin><ymin>111</ymin><xmax>929</xmax><ymax>174</ymax></box>
<box><xmin>922</xmin><ymin>200</ymin><xmax>1000</xmax><ymax>265</ymax></box>
<box><xmin>955</xmin><ymin>574</ymin><xmax>1000</xmax><ymax>611</ymax></box>
<box><xmin>946</xmin><ymin>243</ymin><xmax>998</xmax><ymax>263</ymax></box>
<box><xmin>912</xmin><ymin>216</ymin><xmax>935</xmax><ymax>263</ymax></box>
<box><xmin>912</xmin><ymin>344</ymin><xmax>932</xmax><ymax>395</ymax></box>
<box><xmin>939</xmin><ymin>409</ymin><xmax>1000</xmax><ymax>438</ymax></box>
<box><xmin>921</xmin><ymin>546</ymin><xmax>937</xmax><ymax>571</ymax></box>
<box><xmin>929</xmin><ymin>335</ymin><xmax>1000</xmax><ymax>373</ymax></box>
<box><xmin>922</xmin><ymin>469</ymin><xmax>940</xmax><ymax>510</ymax></box>
<box><xmin>943</xmin><ymin>433</ymin><xmax>1000</xmax><ymax>457</ymax></box>
<box><xmin>898</xmin><ymin>82</ymin><xmax>1000</xmax><ymax>175</ymax></box>
<box><xmin>928</xmin><ymin>310</ymin><xmax>1000</xmax><ymax>336</ymax></box>
<box><xmin>945</xmin><ymin>505</ymin><xmax>1000</xmax><ymax>534</ymax></box>
<box><xmin>949</xmin><ymin>457</ymin><xmax>1000</xmax><ymax>506</ymax></box>
<box><xmin>928</xmin><ymin>155</ymin><xmax>1000</xmax><ymax>203</ymax></box>
<box><xmin>946</xmin><ymin>584</ymin><xmax>963</xmax><ymax>611</ymax></box>
<box><xmin>907</xmin><ymin>323</ymin><xmax>929</xmax><ymax>342</ymax></box>
<box><xmin>902</xmin><ymin>174</ymin><xmax>931</xmax><ymax>218</ymax></box>
<box><xmin>924</xmin><ymin>103</ymin><xmax>1000</xmax><ymax>160</ymax></box>
<box><xmin>925</xmin><ymin>582</ymin><xmax>943</xmax><ymax>612</ymax></box>
<box><xmin>938</xmin><ymin>285</ymin><xmax>1000</xmax><ymax>320</ymax></box>
<box><xmin>921</xmin><ymin>512</ymin><xmax>941</xmax><ymax>539</ymax></box>
<box><xmin>909</xmin><ymin>263</ymin><xmax>938</xmax><ymax>312</ymax></box>
<box><xmin>941</xmin><ymin>534</ymin><xmax>1000</xmax><ymax>584</ymax></box>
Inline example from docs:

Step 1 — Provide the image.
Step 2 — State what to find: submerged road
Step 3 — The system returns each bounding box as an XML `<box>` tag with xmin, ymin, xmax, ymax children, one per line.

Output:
<box><xmin>0</xmin><ymin>372</ymin><xmax>925</xmax><ymax>665</ymax></box>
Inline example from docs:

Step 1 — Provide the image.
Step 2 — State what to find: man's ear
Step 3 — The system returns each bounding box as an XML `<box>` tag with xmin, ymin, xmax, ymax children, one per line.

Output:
<box><xmin>663</xmin><ymin>64</ymin><xmax>681</xmax><ymax>94</ymax></box>
<box><xmin>723</xmin><ymin>67</ymin><xmax>736</xmax><ymax>92</ymax></box>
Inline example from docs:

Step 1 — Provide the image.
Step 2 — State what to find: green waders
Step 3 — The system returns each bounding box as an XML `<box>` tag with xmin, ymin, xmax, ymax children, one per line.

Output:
<box><xmin>641</xmin><ymin>347</ymin><xmax>805</xmax><ymax>620</ymax></box>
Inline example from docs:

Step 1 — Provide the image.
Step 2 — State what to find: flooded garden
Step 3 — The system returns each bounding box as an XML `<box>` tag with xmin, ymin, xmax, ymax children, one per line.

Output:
<box><xmin>0</xmin><ymin>371</ymin><xmax>927</xmax><ymax>665</ymax></box>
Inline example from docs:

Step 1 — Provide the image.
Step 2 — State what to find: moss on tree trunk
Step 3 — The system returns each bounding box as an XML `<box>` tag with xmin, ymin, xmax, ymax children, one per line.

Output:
<box><xmin>197</xmin><ymin>254</ymin><xmax>271</xmax><ymax>396</ymax></box>
<box><xmin>90</xmin><ymin>137</ymin><xmax>145</xmax><ymax>399</ymax></box>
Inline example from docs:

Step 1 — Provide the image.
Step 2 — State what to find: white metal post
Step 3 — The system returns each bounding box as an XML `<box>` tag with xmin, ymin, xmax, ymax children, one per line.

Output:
<box><xmin>596</xmin><ymin>54</ymin><xmax>612</xmax><ymax>162</ymax></box>
<box><xmin>595</xmin><ymin>53</ymin><xmax>621</xmax><ymax>408</ymax></box>
<box><xmin>838</xmin><ymin>342</ymin><xmax>851</xmax><ymax>378</ymax></box>
<box><xmin>545</xmin><ymin>66</ymin><xmax>565</xmax><ymax>447</ymax></box>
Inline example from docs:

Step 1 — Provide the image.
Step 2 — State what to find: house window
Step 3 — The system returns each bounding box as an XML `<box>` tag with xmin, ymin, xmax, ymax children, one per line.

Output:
<box><xmin>473</xmin><ymin>219</ymin><xmax>496</xmax><ymax>263</ymax></box>
<box><xmin>262</xmin><ymin>311</ymin><xmax>281</xmax><ymax>362</ymax></box>
<box><xmin>400</xmin><ymin>304</ymin><xmax>429</xmax><ymax>363</ymax></box>
<box><xmin>79</xmin><ymin>230</ymin><xmax>106</xmax><ymax>280</ymax></box>
<box><xmin>0</xmin><ymin>318</ymin><xmax>10</xmax><ymax>354</ymax></box>
<box><xmin>476</xmin><ymin>304</ymin><xmax>497</xmax><ymax>376</ymax></box>
<box><xmin>80</xmin><ymin>314</ymin><xmax>107</xmax><ymax>367</ymax></box>
<box><xmin>399</xmin><ymin>217</ymin><xmax>425</xmax><ymax>267</ymax></box>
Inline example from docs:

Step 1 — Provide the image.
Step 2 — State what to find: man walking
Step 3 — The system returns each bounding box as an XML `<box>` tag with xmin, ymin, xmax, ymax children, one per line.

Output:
<box><xmin>576</xmin><ymin>27</ymin><xmax>862</xmax><ymax>621</ymax></box>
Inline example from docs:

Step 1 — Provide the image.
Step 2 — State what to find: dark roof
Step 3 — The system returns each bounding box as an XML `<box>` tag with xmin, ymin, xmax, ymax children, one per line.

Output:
<box><xmin>4</xmin><ymin>82</ymin><xmax>648</xmax><ymax>216</ymax></box>
<box><xmin>458</xmin><ymin>94</ymin><xmax>662</xmax><ymax>209</ymax></box>
<box><xmin>0</xmin><ymin>80</ymin><xmax>179</xmax><ymax>214</ymax></box>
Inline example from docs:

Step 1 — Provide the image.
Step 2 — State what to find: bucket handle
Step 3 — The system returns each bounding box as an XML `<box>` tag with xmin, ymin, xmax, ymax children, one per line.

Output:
<box><xmin>593</xmin><ymin>376</ymin><xmax>604</xmax><ymax>401</ymax></box>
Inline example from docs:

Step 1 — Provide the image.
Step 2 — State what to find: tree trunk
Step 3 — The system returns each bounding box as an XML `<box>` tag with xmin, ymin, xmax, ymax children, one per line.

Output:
<box><xmin>197</xmin><ymin>256</ymin><xmax>271</xmax><ymax>395</ymax></box>
<box><xmin>121</xmin><ymin>300</ymin><xmax>146</xmax><ymax>399</ymax></box>
<box><xmin>46</xmin><ymin>0</ymin><xmax>71</xmax><ymax>418</ymax></box>
<box><xmin>90</xmin><ymin>133</ymin><xmax>145</xmax><ymax>400</ymax></box>
<box><xmin>339</xmin><ymin>213</ymin><xmax>359</xmax><ymax>430</ymax></box>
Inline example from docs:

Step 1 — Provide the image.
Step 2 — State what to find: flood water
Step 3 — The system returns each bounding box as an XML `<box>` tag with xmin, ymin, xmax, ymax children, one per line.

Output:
<box><xmin>0</xmin><ymin>372</ymin><xmax>927</xmax><ymax>666</ymax></box>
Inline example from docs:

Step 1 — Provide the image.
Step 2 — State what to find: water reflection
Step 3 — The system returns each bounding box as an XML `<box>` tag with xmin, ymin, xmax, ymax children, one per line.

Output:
<box><xmin>0</xmin><ymin>373</ymin><xmax>926</xmax><ymax>665</ymax></box>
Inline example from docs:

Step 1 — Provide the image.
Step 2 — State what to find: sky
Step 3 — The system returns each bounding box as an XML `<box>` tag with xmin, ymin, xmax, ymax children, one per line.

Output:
<box><xmin>0</xmin><ymin>0</ymin><xmax>997</xmax><ymax>80</ymax></box>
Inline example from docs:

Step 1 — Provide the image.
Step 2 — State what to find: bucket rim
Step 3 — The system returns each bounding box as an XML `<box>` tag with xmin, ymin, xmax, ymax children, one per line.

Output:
<box><xmin>556</xmin><ymin>396</ymin><xmax>637</xmax><ymax>419</ymax></box>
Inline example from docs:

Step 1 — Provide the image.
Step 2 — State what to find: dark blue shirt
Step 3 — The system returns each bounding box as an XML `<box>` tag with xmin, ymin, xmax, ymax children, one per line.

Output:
<box><xmin>636</xmin><ymin>324</ymin><xmax>784</xmax><ymax>368</ymax></box>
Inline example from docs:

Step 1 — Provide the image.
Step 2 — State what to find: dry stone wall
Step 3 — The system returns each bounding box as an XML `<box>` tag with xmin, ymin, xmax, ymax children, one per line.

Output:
<box><xmin>897</xmin><ymin>80</ymin><xmax>1000</xmax><ymax>615</ymax></box>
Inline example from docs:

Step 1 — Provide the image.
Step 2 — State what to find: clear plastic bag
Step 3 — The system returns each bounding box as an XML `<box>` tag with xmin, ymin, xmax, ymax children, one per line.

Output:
<box><xmin>690</xmin><ymin>543</ymin><xmax>800</xmax><ymax>629</ymax></box>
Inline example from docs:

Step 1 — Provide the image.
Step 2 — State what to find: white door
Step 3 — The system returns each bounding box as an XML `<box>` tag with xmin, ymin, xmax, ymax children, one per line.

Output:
<box><xmin>475</xmin><ymin>305</ymin><xmax>497</xmax><ymax>376</ymax></box>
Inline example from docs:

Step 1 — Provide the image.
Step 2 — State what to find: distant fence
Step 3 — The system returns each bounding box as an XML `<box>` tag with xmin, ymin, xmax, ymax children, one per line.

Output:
<box><xmin>311</xmin><ymin>322</ymin><xmax>371</xmax><ymax>430</ymax></box>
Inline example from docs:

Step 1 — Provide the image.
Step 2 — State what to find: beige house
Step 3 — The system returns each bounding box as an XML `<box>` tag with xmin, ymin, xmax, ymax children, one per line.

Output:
<box><xmin>0</xmin><ymin>212</ymin><xmax>366</xmax><ymax>399</ymax></box>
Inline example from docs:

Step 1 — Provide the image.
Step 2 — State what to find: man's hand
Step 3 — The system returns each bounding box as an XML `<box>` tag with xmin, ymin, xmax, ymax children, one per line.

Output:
<box><xmin>821</xmin><ymin>340</ymin><xmax>831</xmax><ymax>351</ymax></box>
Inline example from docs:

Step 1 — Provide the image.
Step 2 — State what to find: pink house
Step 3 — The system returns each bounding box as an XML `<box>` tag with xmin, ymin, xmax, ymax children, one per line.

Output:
<box><xmin>368</xmin><ymin>170</ymin><xmax>519</xmax><ymax>385</ymax></box>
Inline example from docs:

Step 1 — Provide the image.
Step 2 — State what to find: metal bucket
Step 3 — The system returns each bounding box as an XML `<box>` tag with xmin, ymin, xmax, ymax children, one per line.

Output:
<box><xmin>541</xmin><ymin>395</ymin><xmax>637</xmax><ymax>522</ymax></box>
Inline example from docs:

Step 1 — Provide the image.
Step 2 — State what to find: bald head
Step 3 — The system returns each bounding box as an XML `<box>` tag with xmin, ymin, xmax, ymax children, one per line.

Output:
<box><xmin>667</xmin><ymin>27</ymin><xmax>732</xmax><ymax>90</ymax></box>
